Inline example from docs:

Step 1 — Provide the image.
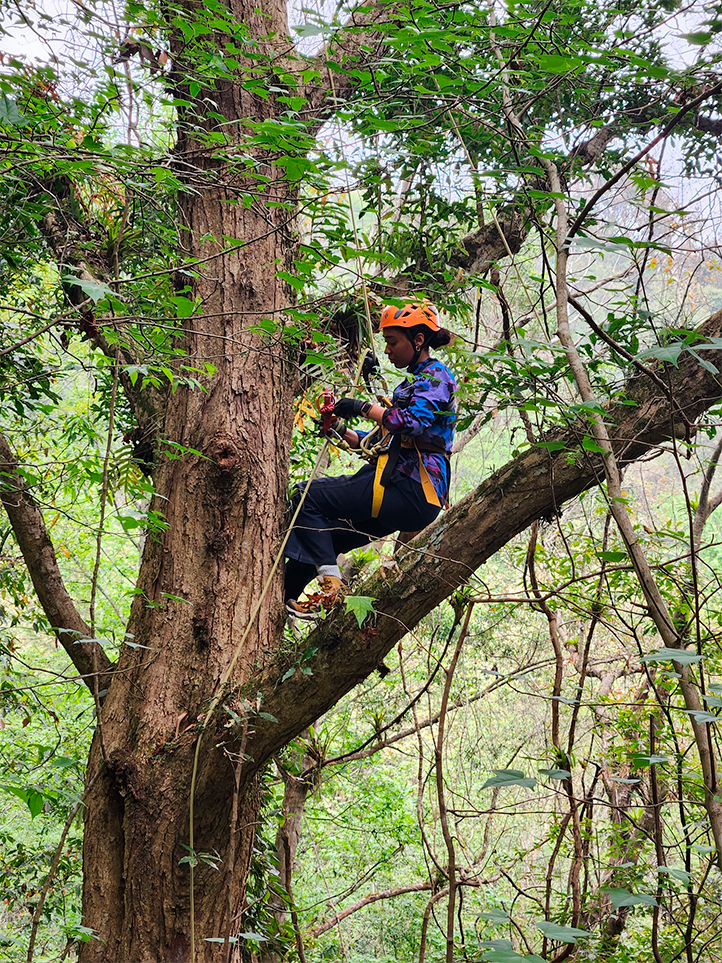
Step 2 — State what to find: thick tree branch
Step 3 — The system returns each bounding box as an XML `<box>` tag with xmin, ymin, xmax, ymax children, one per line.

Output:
<box><xmin>691</xmin><ymin>113</ymin><xmax>722</xmax><ymax>137</ymax></box>
<box><xmin>379</xmin><ymin>205</ymin><xmax>532</xmax><ymax>298</ymax></box>
<box><xmin>0</xmin><ymin>432</ymin><xmax>114</xmax><ymax>691</ymax></box>
<box><xmin>568</xmin><ymin>123</ymin><xmax>619</xmax><ymax>165</ymax></box>
<box><xmin>241</xmin><ymin>308</ymin><xmax>722</xmax><ymax>774</ymax></box>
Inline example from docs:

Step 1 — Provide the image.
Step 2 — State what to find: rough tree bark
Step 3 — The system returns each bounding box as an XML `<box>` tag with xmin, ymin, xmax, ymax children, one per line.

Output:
<box><xmin>73</xmin><ymin>0</ymin><xmax>400</xmax><ymax>956</ymax></box>
<box><xmin>78</xmin><ymin>0</ymin><xmax>302</xmax><ymax>956</ymax></box>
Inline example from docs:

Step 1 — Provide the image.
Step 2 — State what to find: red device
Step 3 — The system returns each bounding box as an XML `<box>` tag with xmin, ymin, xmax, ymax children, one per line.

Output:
<box><xmin>319</xmin><ymin>388</ymin><xmax>336</xmax><ymax>434</ymax></box>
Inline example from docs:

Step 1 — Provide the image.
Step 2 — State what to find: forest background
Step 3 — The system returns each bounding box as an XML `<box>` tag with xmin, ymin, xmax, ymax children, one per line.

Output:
<box><xmin>2</xmin><ymin>0</ymin><xmax>722</xmax><ymax>960</ymax></box>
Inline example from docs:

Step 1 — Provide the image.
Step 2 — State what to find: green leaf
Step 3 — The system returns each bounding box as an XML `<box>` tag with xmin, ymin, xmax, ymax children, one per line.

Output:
<box><xmin>172</xmin><ymin>296</ymin><xmax>195</xmax><ymax>318</ymax></box>
<box><xmin>482</xmin><ymin>942</ymin><xmax>544</xmax><ymax>963</ymax></box>
<box><xmin>692</xmin><ymin>844</ymin><xmax>715</xmax><ymax>854</ymax></box>
<box><xmin>605</xmin><ymin>888</ymin><xmax>658</xmax><ymax>910</ymax></box>
<box><xmin>538</xmin><ymin>768</ymin><xmax>571</xmax><ymax>780</ymax></box>
<box><xmin>658</xmin><ymin>866</ymin><xmax>692</xmax><ymax>884</ymax></box>
<box><xmin>28</xmin><ymin>790</ymin><xmax>44</xmax><ymax>818</ymax></box>
<box><xmin>51</xmin><ymin>756</ymin><xmax>79</xmax><ymax>769</ymax></box>
<box><xmin>687</xmin><ymin>349</ymin><xmax>719</xmax><ymax>374</ymax></box>
<box><xmin>536</xmin><ymin>921</ymin><xmax>589</xmax><ymax>943</ymax></box>
<box><xmin>205</xmin><ymin>932</ymin><xmax>268</xmax><ymax>942</ymax></box>
<box><xmin>276</xmin><ymin>269</ymin><xmax>306</xmax><ymax>291</ymax></box>
<box><xmin>632</xmin><ymin>753</ymin><xmax>669</xmax><ymax>767</ymax></box>
<box><xmin>684</xmin><ymin>709</ymin><xmax>718</xmax><ymax>724</ymax></box>
<box><xmin>61</xmin><ymin>275</ymin><xmax>116</xmax><ymax>304</ymax></box>
<box><xmin>597</xmin><ymin>551</ymin><xmax>627</xmax><ymax>562</ymax></box>
<box><xmin>280</xmin><ymin>667</ymin><xmax>295</xmax><ymax>683</ymax></box>
<box><xmin>258</xmin><ymin>712</ymin><xmax>278</xmax><ymax>723</ymax></box>
<box><xmin>582</xmin><ymin>435</ymin><xmax>606</xmax><ymax>453</ymax></box>
<box><xmin>345</xmin><ymin>595</ymin><xmax>376</xmax><ymax>628</ymax></box>
<box><xmin>537</xmin><ymin>54</ymin><xmax>581</xmax><ymax>73</ymax></box>
<box><xmin>642</xmin><ymin>647</ymin><xmax>703</xmax><ymax>665</ymax></box>
<box><xmin>0</xmin><ymin>94</ymin><xmax>25</xmax><ymax>126</ymax></box>
<box><xmin>478</xmin><ymin>909</ymin><xmax>510</xmax><ymax>924</ymax></box>
<box><xmin>1</xmin><ymin>786</ymin><xmax>46</xmax><ymax>819</ymax></box>
<box><xmin>636</xmin><ymin>343</ymin><xmax>685</xmax><ymax>366</ymax></box>
<box><xmin>483</xmin><ymin>769</ymin><xmax>536</xmax><ymax>790</ymax></box>
<box><xmin>294</xmin><ymin>22</ymin><xmax>331</xmax><ymax>38</ymax></box>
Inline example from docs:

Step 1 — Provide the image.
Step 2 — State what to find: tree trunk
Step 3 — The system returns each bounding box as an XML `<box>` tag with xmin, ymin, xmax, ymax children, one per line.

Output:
<box><xmin>79</xmin><ymin>0</ymin><xmax>298</xmax><ymax>954</ymax></box>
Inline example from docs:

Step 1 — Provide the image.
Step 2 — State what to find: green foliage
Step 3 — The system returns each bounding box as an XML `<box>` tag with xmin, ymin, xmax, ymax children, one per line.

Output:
<box><xmin>3</xmin><ymin>0</ymin><xmax>722</xmax><ymax>956</ymax></box>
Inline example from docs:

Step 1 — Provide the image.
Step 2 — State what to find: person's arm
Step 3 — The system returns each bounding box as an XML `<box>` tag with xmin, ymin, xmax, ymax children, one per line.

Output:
<box><xmin>362</xmin><ymin>403</ymin><xmax>386</xmax><ymax>426</ymax></box>
<box><xmin>336</xmin><ymin>425</ymin><xmax>361</xmax><ymax>448</ymax></box>
<box><xmin>382</xmin><ymin>377</ymin><xmax>446</xmax><ymax>437</ymax></box>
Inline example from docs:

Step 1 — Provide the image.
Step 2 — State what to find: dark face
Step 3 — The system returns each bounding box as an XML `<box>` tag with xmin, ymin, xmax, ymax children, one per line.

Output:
<box><xmin>383</xmin><ymin>327</ymin><xmax>425</xmax><ymax>368</ymax></box>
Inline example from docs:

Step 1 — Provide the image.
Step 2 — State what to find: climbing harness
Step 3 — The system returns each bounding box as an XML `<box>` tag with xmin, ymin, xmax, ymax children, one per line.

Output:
<box><xmin>370</xmin><ymin>434</ymin><xmax>446</xmax><ymax>518</ymax></box>
<box><xmin>319</xmin><ymin>394</ymin><xmax>446</xmax><ymax>519</ymax></box>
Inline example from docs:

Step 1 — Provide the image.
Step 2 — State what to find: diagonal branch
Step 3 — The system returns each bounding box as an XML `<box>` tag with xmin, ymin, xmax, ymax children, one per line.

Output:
<box><xmin>302</xmin><ymin>0</ymin><xmax>396</xmax><ymax>123</ymax></box>
<box><xmin>0</xmin><ymin>432</ymin><xmax>114</xmax><ymax>692</ymax></box>
<box><xmin>310</xmin><ymin>882</ymin><xmax>433</xmax><ymax>937</ymax></box>
<box><xmin>241</xmin><ymin>308</ymin><xmax>722</xmax><ymax>775</ymax></box>
<box><xmin>567</xmin><ymin>78</ymin><xmax>722</xmax><ymax>239</ymax></box>
<box><xmin>38</xmin><ymin>185</ymin><xmax>162</xmax><ymax>468</ymax></box>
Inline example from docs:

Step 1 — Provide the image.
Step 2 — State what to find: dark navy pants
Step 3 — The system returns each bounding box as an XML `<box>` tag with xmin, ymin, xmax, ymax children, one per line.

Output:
<box><xmin>284</xmin><ymin>463</ymin><xmax>441</xmax><ymax>601</ymax></box>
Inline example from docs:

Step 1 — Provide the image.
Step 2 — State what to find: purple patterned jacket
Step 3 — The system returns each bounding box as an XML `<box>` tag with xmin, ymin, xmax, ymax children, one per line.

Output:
<box><xmin>373</xmin><ymin>357</ymin><xmax>457</xmax><ymax>501</ymax></box>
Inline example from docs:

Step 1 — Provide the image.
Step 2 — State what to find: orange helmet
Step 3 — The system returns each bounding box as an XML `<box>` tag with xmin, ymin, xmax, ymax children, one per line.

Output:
<box><xmin>379</xmin><ymin>301</ymin><xmax>440</xmax><ymax>332</ymax></box>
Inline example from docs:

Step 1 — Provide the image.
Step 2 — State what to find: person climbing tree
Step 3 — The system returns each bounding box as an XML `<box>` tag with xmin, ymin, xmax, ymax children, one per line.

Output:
<box><xmin>285</xmin><ymin>301</ymin><xmax>457</xmax><ymax>619</ymax></box>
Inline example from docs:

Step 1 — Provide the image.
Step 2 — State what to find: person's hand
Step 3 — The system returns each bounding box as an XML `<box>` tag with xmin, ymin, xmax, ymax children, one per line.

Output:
<box><xmin>320</xmin><ymin>416</ymin><xmax>345</xmax><ymax>439</ymax></box>
<box><xmin>362</xmin><ymin>354</ymin><xmax>381</xmax><ymax>384</ymax></box>
<box><xmin>333</xmin><ymin>397</ymin><xmax>369</xmax><ymax>419</ymax></box>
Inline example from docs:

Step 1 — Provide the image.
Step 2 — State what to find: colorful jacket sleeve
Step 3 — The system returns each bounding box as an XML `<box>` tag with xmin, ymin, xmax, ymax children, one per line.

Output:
<box><xmin>382</xmin><ymin>364</ymin><xmax>455</xmax><ymax>441</ymax></box>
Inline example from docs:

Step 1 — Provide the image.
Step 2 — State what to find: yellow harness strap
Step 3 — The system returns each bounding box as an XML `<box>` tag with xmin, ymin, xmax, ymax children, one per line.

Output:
<box><xmin>371</xmin><ymin>452</ymin><xmax>388</xmax><ymax>518</ymax></box>
<box><xmin>371</xmin><ymin>441</ymin><xmax>442</xmax><ymax>518</ymax></box>
<box><xmin>416</xmin><ymin>448</ymin><xmax>442</xmax><ymax>509</ymax></box>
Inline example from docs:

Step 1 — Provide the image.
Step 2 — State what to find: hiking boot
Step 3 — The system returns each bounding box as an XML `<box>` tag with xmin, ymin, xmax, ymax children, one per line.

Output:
<box><xmin>285</xmin><ymin>598</ymin><xmax>322</xmax><ymax>621</ymax></box>
<box><xmin>318</xmin><ymin>574</ymin><xmax>348</xmax><ymax>603</ymax></box>
<box><xmin>285</xmin><ymin>576</ymin><xmax>348</xmax><ymax>622</ymax></box>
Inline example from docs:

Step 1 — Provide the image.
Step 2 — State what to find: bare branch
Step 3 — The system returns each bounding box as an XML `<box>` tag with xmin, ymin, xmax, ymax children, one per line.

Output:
<box><xmin>693</xmin><ymin>436</ymin><xmax>722</xmax><ymax>552</ymax></box>
<box><xmin>310</xmin><ymin>882</ymin><xmax>433</xmax><ymax>937</ymax></box>
<box><xmin>0</xmin><ymin>432</ymin><xmax>114</xmax><ymax>691</ymax></box>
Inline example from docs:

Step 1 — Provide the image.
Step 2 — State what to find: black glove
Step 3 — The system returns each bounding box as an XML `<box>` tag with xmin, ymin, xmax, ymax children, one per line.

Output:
<box><xmin>362</xmin><ymin>354</ymin><xmax>381</xmax><ymax>385</ymax></box>
<box><xmin>320</xmin><ymin>417</ymin><xmax>347</xmax><ymax>440</ymax></box>
<box><xmin>333</xmin><ymin>397</ymin><xmax>369</xmax><ymax>419</ymax></box>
